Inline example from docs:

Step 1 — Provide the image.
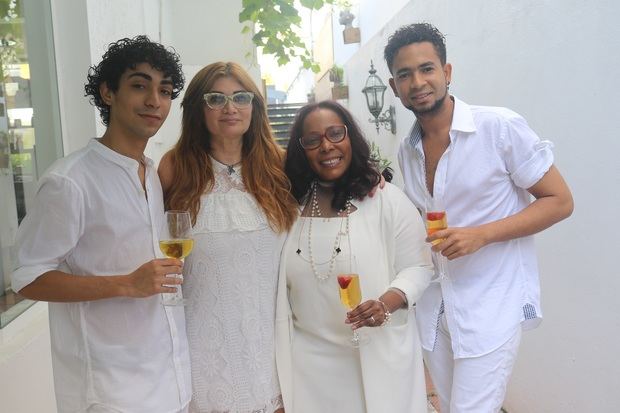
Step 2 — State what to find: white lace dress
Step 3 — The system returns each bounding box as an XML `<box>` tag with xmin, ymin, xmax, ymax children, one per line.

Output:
<box><xmin>183</xmin><ymin>158</ymin><xmax>284</xmax><ymax>413</ymax></box>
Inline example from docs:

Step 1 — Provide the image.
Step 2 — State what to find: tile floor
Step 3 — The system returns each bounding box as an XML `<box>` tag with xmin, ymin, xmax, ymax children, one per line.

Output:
<box><xmin>426</xmin><ymin>366</ymin><xmax>440</xmax><ymax>412</ymax></box>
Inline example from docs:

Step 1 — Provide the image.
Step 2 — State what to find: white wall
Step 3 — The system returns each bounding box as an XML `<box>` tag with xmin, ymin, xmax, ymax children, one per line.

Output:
<box><xmin>53</xmin><ymin>0</ymin><xmax>260</xmax><ymax>162</ymax></box>
<box><xmin>150</xmin><ymin>0</ymin><xmax>260</xmax><ymax>162</ymax></box>
<box><xmin>341</xmin><ymin>0</ymin><xmax>619</xmax><ymax>411</ymax></box>
<box><xmin>50</xmin><ymin>0</ymin><xmax>98</xmax><ymax>155</ymax></box>
<box><xmin>343</xmin><ymin>35</ymin><xmax>405</xmax><ymax>187</ymax></box>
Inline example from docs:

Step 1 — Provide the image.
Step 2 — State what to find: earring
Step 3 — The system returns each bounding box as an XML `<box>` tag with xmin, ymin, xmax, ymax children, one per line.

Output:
<box><xmin>446</xmin><ymin>81</ymin><xmax>451</xmax><ymax>89</ymax></box>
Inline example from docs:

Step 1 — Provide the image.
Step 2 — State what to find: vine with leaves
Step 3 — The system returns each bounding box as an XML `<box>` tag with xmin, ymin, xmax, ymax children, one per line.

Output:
<box><xmin>239</xmin><ymin>0</ymin><xmax>350</xmax><ymax>72</ymax></box>
<box><xmin>0</xmin><ymin>0</ymin><xmax>23</xmax><ymax>80</ymax></box>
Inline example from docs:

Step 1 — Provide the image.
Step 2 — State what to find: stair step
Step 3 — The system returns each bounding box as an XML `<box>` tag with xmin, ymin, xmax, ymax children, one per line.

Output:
<box><xmin>267</xmin><ymin>102</ymin><xmax>305</xmax><ymax>148</ymax></box>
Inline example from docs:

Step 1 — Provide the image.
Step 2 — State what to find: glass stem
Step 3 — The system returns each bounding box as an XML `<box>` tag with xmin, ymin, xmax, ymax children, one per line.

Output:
<box><xmin>435</xmin><ymin>251</ymin><xmax>448</xmax><ymax>280</ymax></box>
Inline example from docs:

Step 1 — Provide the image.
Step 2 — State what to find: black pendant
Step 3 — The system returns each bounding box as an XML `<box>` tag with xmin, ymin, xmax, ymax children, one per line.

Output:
<box><xmin>335</xmin><ymin>247</ymin><xmax>341</xmax><ymax>254</ymax></box>
<box><xmin>296</xmin><ymin>249</ymin><xmax>301</xmax><ymax>254</ymax></box>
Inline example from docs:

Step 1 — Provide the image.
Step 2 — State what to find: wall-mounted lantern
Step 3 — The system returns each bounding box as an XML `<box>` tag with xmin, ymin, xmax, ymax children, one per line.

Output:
<box><xmin>361</xmin><ymin>60</ymin><xmax>396</xmax><ymax>134</ymax></box>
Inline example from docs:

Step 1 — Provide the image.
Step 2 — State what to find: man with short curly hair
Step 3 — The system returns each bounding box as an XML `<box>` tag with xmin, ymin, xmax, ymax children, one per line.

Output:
<box><xmin>12</xmin><ymin>36</ymin><xmax>191</xmax><ymax>412</ymax></box>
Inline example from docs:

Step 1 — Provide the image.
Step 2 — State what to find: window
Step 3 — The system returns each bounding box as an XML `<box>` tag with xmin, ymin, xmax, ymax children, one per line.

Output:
<box><xmin>0</xmin><ymin>0</ymin><xmax>62</xmax><ymax>327</ymax></box>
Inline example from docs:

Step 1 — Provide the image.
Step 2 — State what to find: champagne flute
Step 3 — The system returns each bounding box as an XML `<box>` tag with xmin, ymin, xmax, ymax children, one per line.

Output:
<box><xmin>159</xmin><ymin>210</ymin><xmax>194</xmax><ymax>306</ymax></box>
<box><xmin>337</xmin><ymin>257</ymin><xmax>369</xmax><ymax>347</ymax></box>
<box><xmin>425</xmin><ymin>197</ymin><xmax>449</xmax><ymax>280</ymax></box>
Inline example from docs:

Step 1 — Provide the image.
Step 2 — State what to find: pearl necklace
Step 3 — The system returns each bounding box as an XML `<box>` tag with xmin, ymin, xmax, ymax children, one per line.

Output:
<box><xmin>296</xmin><ymin>181</ymin><xmax>351</xmax><ymax>281</ymax></box>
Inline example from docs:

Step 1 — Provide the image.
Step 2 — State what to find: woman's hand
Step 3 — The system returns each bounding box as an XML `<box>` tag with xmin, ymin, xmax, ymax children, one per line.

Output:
<box><xmin>345</xmin><ymin>289</ymin><xmax>405</xmax><ymax>329</ymax></box>
<box><xmin>346</xmin><ymin>299</ymin><xmax>388</xmax><ymax>330</ymax></box>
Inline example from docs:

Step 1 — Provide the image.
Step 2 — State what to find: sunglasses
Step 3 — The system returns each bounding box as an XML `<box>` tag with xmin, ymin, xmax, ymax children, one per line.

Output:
<box><xmin>203</xmin><ymin>91</ymin><xmax>254</xmax><ymax>110</ymax></box>
<box><xmin>299</xmin><ymin>124</ymin><xmax>348</xmax><ymax>150</ymax></box>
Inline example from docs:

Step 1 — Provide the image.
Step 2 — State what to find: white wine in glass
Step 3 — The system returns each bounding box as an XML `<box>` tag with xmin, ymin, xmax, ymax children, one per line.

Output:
<box><xmin>159</xmin><ymin>210</ymin><xmax>193</xmax><ymax>306</ymax></box>
<box><xmin>159</xmin><ymin>239</ymin><xmax>194</xmax><ymax>259</ymax></box>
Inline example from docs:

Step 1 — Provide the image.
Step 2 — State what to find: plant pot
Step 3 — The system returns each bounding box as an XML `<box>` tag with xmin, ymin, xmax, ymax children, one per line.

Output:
<box><xmin>331</xmin><ymin>85</ymin><xmax>349</xmax><ymax>100</ymax></box>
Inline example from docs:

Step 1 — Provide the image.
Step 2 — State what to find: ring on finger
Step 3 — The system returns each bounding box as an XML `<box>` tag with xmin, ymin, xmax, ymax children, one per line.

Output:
<box><xmin>369</xmin><ymin>315</ymin><xmax>375</xmax><ymax>324</ymax></box>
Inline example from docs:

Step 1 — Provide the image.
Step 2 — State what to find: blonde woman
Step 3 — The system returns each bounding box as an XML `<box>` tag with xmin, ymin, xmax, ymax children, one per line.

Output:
<box><xmin>159</xmin><ymin>62</ymin><xmax>296</xmax><ymax>413</ymax></box>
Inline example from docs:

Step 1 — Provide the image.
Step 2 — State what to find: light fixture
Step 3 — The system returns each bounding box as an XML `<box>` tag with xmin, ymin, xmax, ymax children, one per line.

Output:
<box><xmin>361</xmin><ymin>60</ymin><xmax>396</xmax><ymax>134</ymax></box>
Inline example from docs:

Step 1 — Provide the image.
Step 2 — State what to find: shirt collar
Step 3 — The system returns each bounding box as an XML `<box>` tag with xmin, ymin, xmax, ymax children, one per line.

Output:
<box><xmin>89</xmin><ymin>138</ymin><xmax>153</xmax><ymax>169</ymax></box>
<box><xmin>407</xmin><ymin>96</ymin><xmax>477</xmax><ymax>149</ymax></box>
<box><xmin>407</xmin><ymin>121</ymin><xmax>423</xmax><ymax>149</ymax></box>
<box><xmin>450</xmin><ymin>96</ymin><xmax>477</xmax><ymax>134</ymax></box>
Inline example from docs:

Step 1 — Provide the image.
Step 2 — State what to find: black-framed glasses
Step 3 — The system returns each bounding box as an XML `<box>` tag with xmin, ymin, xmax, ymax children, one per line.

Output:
<box><xmin>299</xmin><ymin>124</ymin><xmax>348</xmax><ymax>149</ymax></box>
<box><xmin>203</xmin><ymin>91</ymin><xmax>254</xmax><ymax>110</ymax></box>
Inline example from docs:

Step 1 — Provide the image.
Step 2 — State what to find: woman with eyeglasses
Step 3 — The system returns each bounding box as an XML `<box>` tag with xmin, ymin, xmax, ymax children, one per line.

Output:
<box><xmin>275</xmin><ymin>100</ymin><xmax>433</xmax><ymax>413</ymax></box>
<box><xmin>158</xmin><ymin>62</ymin><xmax>296</xmax><ymax>413</ymax></box>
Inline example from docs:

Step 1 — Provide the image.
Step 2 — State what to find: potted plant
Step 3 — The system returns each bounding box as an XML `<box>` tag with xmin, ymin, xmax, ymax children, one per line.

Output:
<box><xmin>330</xmin><ymin>65</ymin><xmax>348</xmax><ymax>100</ymax></box>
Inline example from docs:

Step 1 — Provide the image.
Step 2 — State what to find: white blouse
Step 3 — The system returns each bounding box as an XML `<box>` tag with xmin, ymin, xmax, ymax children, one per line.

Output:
<box><xmin>183</xmin><ymin>158</ymin><xmax>284</xmax><ymax>413</ymax></box>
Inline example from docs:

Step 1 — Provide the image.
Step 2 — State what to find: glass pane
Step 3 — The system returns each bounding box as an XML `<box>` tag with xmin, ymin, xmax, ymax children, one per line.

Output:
<box><xmin>0</xmin><ymin>0</ymin><xmax>62</xmax><ymax>327</ymax></box>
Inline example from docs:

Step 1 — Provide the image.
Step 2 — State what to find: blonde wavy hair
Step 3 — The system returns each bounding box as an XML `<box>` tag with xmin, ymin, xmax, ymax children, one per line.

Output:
<box><xmin>165</xmin><ymin>62</ymin><xmax>297</xmax><ymax>232</ymax></box>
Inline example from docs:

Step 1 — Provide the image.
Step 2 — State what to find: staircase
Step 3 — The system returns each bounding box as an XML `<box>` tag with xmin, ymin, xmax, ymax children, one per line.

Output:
<box><xmin>267</xmin><ymin>102</ymin><xmax>305</xmax><ymax>148</ymax></box>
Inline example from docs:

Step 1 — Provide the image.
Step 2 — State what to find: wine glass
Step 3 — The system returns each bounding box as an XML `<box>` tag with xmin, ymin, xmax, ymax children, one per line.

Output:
<box><xmin>159</xmin><ymin>210</ymin><xmax>194</xmax><ymax>306</ymax></box>
<box><xmin>336</xmin><ymin>256</ymin><xmax>369</xmax><ymax>347</ymax></box>
<box><xmin>425</xmin><ymin>197</ymin><xmax>449</xmax><ymax>280</ymax></box>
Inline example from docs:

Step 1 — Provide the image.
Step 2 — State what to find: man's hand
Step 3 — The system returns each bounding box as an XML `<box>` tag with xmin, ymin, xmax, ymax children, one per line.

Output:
<box><xmin>126</xmin><ymin>258</ymin><xmax>183</xmax><ymax>297</ymax></box>
<box><xmin>426</xmin><ymin>166</ymin><xmax>573</xmax><ymax>261</ymax></box>
<box><xmin>427</xmin><ymin>226</ymin><xmax>489</xmax><ymax>260</ymax></box>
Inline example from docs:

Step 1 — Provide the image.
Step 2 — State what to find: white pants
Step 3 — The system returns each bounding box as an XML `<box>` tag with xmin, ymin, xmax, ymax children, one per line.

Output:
<box><xmin>423</xmin><ymin>311</ymin><xmax>522</xmax><ymax>413</ymax></box>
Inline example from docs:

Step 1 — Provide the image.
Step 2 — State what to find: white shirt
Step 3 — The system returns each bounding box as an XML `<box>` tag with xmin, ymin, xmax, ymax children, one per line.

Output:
<box><xmin>12</xmin><ymin>139</ymin><xmax>191</xmax><ymax>413</ymax></box>
<box><xmin>398</xmin><ymin>97</ymin><xmax>554</xmax><ymax>358</ymax></box>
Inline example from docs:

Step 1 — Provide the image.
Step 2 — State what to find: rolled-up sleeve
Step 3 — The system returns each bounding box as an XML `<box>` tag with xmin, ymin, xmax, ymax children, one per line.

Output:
<box><xmin>388</xmin><ymin>186</ymin><xmax>434</xmax><ymax>307</ymax></box>
<box><xmin>11</xmin><ymin>173</ymin><xmax>84</xmax><ymax>293</ymax></box>
<box><xmin>502</xmin><ymin>115</ymin><xmax>554</xmax><ymax>189</ymax></box>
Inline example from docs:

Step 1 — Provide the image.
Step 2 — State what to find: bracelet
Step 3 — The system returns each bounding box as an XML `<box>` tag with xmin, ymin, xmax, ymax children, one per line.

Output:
<box><xmin>378</xmin><ymin>300</ymin><xmax>392</xmax><ymax>326</ymax></box>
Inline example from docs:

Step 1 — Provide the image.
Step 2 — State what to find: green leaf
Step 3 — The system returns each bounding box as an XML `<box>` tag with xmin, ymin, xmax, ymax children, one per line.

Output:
<box><xmin>240</xmin><ymin>0</ymin><xmax>335</xmax><ymax>69</ymax></box>
<box><xmin>278</xmin><ymin>3</ymin><xmax>298</xmax><ymax>16</ymax></box>
<box><xmin>300</xmin><ymin>0</ymin><xmax>323</xmax><ymax>9</ymax></box>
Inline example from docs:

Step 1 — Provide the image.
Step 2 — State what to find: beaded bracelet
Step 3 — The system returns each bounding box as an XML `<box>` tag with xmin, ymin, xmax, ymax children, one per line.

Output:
<box><xmin>378</xmin><ymin>300</ymin><xmax>392</xmax><ymax>326</ymax></box>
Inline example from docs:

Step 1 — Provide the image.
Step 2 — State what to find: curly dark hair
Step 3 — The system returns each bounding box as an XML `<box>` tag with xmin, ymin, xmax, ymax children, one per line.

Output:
<box><xmin>384</xmin><ymin>23</ymin><xmax>447</xmax><ymax>73</ymax></box>
<box><xmin>84</xmin><ymin>35</ymin><xmax>184</xmax><ymax>126</ymax></box>
<box><xmin>285</xmin><ymin>100</ymin><xmax>381</xmax><ymax>211</ymax></box>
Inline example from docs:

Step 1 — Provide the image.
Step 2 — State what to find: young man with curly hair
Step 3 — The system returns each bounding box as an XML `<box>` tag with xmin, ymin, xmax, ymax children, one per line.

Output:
<box><xmin>12</xmin><ymin>36</ymin><xmax>191</xmax><ymax>412</ymax></box>
<box><xmin>385</xmin><ymin>23</ymin><xmax>573</xmax><ymax>412</ymax></box>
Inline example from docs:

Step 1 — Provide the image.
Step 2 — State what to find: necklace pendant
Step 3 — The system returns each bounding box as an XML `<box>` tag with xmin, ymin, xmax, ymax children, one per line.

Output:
<box><xmin>296</xmin><ymin>249</ymin><xmax>301</xmax><ymax>255</ymax></box>
<box><xmin>227</xmin><ymin>165</ymin><xmax>235</xmax><ymax>175</ymax></box>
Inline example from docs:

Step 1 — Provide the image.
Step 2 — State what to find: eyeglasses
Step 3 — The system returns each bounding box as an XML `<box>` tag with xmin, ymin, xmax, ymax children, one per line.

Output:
<box><xmin>203</xmin><ymin>91</ymin><xmax>254</xmax><ymax>110</ymax></box>
<box><xmin>299</xmin><ymin>125</ymin><xmax>348</xmax><ymax>149</ymax></box>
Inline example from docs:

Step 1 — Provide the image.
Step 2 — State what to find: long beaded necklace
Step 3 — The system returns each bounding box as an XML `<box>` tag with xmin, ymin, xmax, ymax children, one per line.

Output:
<box><xmin>296</xmin><ymin>181</ymin><xmax>351</xmax><ymax>281</ymax></box>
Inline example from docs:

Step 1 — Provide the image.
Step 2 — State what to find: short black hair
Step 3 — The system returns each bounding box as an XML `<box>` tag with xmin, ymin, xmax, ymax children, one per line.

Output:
<box><xmin>84</xmin><ymin>35</ymin><xmax>184</xmax><ymax>126</ymax></box>
<box><xmin>384</xmin><ymin>23</ymin><xmax>447</xmax><ymax>73</ymax></box>
<box><xmin>285</xmin><ymin>100</ymin><xmax>381</xmax><ymax>211</ymax></box>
